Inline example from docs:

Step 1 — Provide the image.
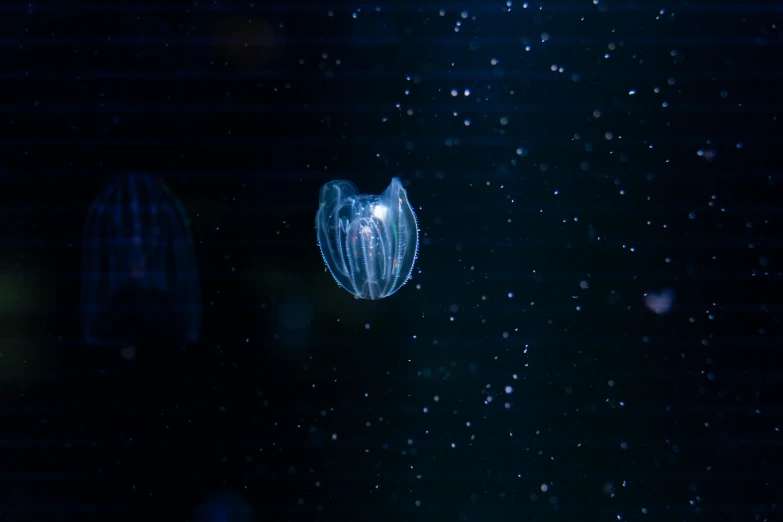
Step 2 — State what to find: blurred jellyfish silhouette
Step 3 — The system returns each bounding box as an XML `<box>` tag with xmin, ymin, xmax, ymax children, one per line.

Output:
<box><xmin>644</xmin><ymin>288</ymin><xmax>675</xmax><ymax>315</ymax></box>
<box><xmin>81</xmin><ymin>173</ymin><xmax>202</xmax><ymax>346</ymax></box>
<box><xmin>193</xmin><ymin>489</ymin><xmax>256</xmax><ymax>522</ymax></box>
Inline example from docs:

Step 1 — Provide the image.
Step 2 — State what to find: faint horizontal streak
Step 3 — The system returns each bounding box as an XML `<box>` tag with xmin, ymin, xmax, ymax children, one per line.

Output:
<box><xmin>0</xmin><ymin>470</ymin><xmax>780</xmax><ymax>482</ymax></box>
<box><xmin>0</xmin><ymin>272</ymin><xmax>780</xmax><ymax>284</ymax></box>
<box><xmin>0</xmin><ymin>405</ymin><xmax>762</xmax><ymax>416</ymax></box>
<box><xmin>2</xmin><ymin>3</ymin><xmax>782</xmax><ymax>14</ymax></box>
<box><xmin>7</xmin><ymin>369</ymin><xmax>777</xmax><ymax>383</ymax></box>
<box><xmin>0</xmin><ymin>171</ymin><xmax>777</xmax><ymax>182</ymax></box>
<box><xmin>0</xmin><ymin>502</ymin><xmax>768</xmax><ymax>517</ymax></box>
<box><xmin>0</xmin><ymin>237</ymin><xmax>777</xmax><ymax>247</ymax></box>
<box><xmin>2</xmin><ymin>202</ymin><xmax>780</xmax><ymax>213</ymax></box>
<box><xmin>2</xmin><ymin>103</ymin><xmax>781</xmax><ymax>114</ymax></box>
<box><xmin>1</xmin><ymin>436</ymin><xmax>782</xmax><ymax>450</ymax></box>
<box><xmin>2</xmin><ymin>70</ymin><xmax>783</xmax><ymax>81</ymax></box>
<box><xmin>79</xmin><ymin>305</ymin><xmax>200</xmax><ymax>313</ymax></box>
<box><xmin>2</xmin><ymin>36</ymin><xmax>782</xmax><ymax>47</ymax></box>
<box><xmin>0</xmin><ymin>137</ymin><xmax>778</xmax><ymax>147</ymax></box>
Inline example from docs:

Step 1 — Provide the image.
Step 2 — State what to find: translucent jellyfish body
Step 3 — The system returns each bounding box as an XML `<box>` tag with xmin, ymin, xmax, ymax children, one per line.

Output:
<box><xmin>316</xmin><ymin>177</ymin><xmax>419</xmax><ymax>300</ymax></box>
<box><xmin>81</xmin><ymin>173</ymin><xmax>202</xmax><ymax>345</ymax></box>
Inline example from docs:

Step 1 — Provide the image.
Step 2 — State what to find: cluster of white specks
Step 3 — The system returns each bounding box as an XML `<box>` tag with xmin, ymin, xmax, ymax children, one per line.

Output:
<box><xmin>279</xmin><ymin>5</ymin><xmax>782</xmax><ymax>518</ymax></box>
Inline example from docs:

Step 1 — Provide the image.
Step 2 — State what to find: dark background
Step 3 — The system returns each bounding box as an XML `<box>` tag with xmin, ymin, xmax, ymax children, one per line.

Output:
<box><xmin>0</xmin><ymin>1</ymin><xmax>781</xmax><ymax>521</ymax></box>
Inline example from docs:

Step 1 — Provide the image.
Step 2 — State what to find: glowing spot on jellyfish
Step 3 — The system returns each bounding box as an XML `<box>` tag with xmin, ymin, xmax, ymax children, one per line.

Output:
<box><xmin>372</xmin><ymin>204</ymin><xmax>388</xmax><ymax>221</ymax></box>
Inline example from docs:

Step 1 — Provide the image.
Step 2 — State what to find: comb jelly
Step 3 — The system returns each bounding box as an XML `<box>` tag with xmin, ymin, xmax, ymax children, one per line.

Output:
<box><xmin>316</xmin><ymin>177</ymin><xmax>419</xmax><ymax>300</ymax></box>
<box><xmin>81</xmin><ymin>173</ymin><xmax>202</xmax><ymax>346</ymax></box>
